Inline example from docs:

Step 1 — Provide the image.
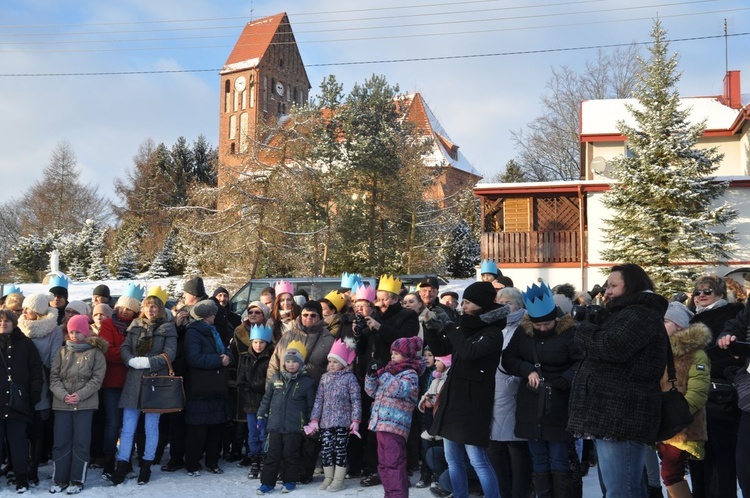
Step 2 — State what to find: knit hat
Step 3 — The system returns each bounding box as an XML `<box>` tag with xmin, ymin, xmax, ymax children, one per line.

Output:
<box><xmin>497</xmin><ymin>276</ymin><xmax>514</xmax><ymax>288</ymax></box>
<box><xmin>212</xmin><ymin>286</ymin><xmax>229</xmax><ymax>298</ymax></box>
<box><xmin>93</xmin><ymin>303</ymin><xmax>113</xmax><ymax>319</ymax></box>
<box><xmin>183</xmin><ymin>276</ymin><xmax>206</xmax><ymax>298</ymax></box>
<box><xmin>247</xmin><ymin>301</ymin><xmax>270</xmax><ymax>319</ymax></box>
<box><xmin>23</xmin><ymin>293</ymin><xmax>54</xmax><ymax>315</ymax></box>
<box><xmin>391</xmin><ymin>336</ymin><xmax>423</xmax><ymax>360</ymax></box>
<box><xmin>328</xmin><ymin>338</ymin><xmax>357</xmax><ymax>367</ymax></box>
<box><xmin>92</xmin><ymin>284</ymin><xmax>111</xmax><ymax>299</ymax></box>
<box><xmin>115</xmin><ymin>295</ymin><xmax>141</xmax><ymax>314</ymax></box>
<box><xmin>301</xmin><ymin>300</ymin><xmax>323</xmax><ymax>317</ymax></box>
<box><xmin>462</xmin><ymin>281</ymin><xmax>497</xmax><ymax>312</ymax></box>
<box><xmin>66</xmin><ymin>300</ymin><xmax>91</xmax><ymax>317</ymax></box>
<box><xmin>67</xmin><ymin>315</ymin><xmax>91</xmax><ymax>337</ymax></box>
<box><xmin>190</xmin><ymin>299</ymin><xmax>218</xmax><ymax>320</ymax></box>
<box><xmin>284</xmin><ymin>340</ymin><xmax>308</xmax><ymax>366</ymax></box>
<box><xmin>664</xmin><ymin>302</ymin><xmax>694</xmax><ymax>330</ymax></box>
<box><xmin>435</xmin><ymin>354</ymin><xmax>452</xmax><ymax>369</ymax></box>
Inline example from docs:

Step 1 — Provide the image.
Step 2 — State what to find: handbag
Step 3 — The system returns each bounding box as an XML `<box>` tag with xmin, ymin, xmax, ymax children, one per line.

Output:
<box><xmin>734</xmin><ymin>367</ymin><xmax>750</xmax><ymax>412</ymax></box>
<box><xmin>706</xmin><ymin>380</ymin><xmax>739</xmax><ymax>420</ymax></box>
<box><xmin>656</xmin><ymin>337</ymin><xmax>693</xmax><ymax>441</ymax></box>
<box><xmin>527</xmin><ymin>342</ymin><xmax>554</xmax><ymax>419</ymax></box>
<box><xmin>139</xmin><ymin>353</ymin><xmax>185</xmax><ymax>414</ymax></box>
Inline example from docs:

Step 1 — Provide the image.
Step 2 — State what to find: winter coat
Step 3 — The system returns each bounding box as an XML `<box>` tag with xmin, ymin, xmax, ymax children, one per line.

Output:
<box><xmin>18</xmin><ymin>312</ymin><xmax>63</xmax><ymax>411</ymax></box>
<box><xmin>310</xmin><ymin>368</ymin><xmax>362</xmax><ymax>429</ymax></box>
<box><xmin>257</xmin><ymin>369</ymin><xmax>315</xmax><ymax>434</ymax></box>
<box><xmin>567</xmin><ymin>291</ymin><xmax>668</xmax><ymax>444</ymax></box>
<box><xmin>424</xmin><ymin>306</ymin><xmax>508</xmax><ymax>447</ymax></box>
<box><xmin>355</xmin><ymin>303</ymin><xmax>419</xmax><ymax>381</ymax></box>
<box><xmin>184</xmin><ymin>319</ymin><xmax>232</xmax><ymax>425</ymax></box>
<box><xmin>119</xmin><ymin>317</ymin><xmax>178</xmax><ymax>409</ymax></box>
<box><xmin>502</xmin><ymin>314</ymin><xmax>582</xmax><ymax>442</ymax></box>
<box><xmin>268</xmin><ymin>318</ymin><xmax>334</xmax><ymax>386</ymax></box>
<box><xmin>97</xmin><ymin>317</ymin><xmax>127</xmax><ymax>389</ymax></box>
<box><xmin>0</xmin><ymin>328</ymin><xmax>43</xmax><ymax>422</ymax></box>
<box><xmin>365</xmin><ymin>366</ymin><xmax>419</xmax><ymax>440</ymax></box>
<box><xmin>660</xmin><ymin>322</ymin><xmax>711</xmax><ymax>459</ymax></box>
<box><xmin>692</xmin><ymin>302</ymin><xmax>744</xmax><ymax>381</ymax></box>
<box><xmin>491</xmin><ymin>308</ymin><xmax>527</xmax><ymax>442</ymax></box>
<box><xmin>49</xmin><ymin>337</ymin><xmax>108</xmax><ymax>411</ymax></box>
<box><xmin>233</xmin><ymin>324</ymin><xmax>273</xmax><ymax>417</ymax></box>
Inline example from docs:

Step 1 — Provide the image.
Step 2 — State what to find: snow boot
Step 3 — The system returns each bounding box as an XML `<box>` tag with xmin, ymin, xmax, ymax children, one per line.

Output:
<box><xmin>110</xmin><ymin>460</ymin><xmax>130</xmax><ymax>485</ymax></box>
<box><xmin>327</xmin><ymin>466</ymin><xmax>347</xmax><ymax>492</ymax></box>
<box><xmin>138</xmin><ymin>460</ymin><xmax>153</xmax><ymax>485</ymax></box>
<box><xmin>319</xmin><ymin>466</ymin><xmax>334</xmax><ymax>490</ymax></box>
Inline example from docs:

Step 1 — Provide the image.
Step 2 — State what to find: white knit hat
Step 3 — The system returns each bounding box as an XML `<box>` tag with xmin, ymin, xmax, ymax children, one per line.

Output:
<box><xmin>115</xmin><ymin>295</ymin><xmax>141</xmax><ymax>314</ymax></box>
<box><xmin>66</xmin><ymin>300</ymin><xmax>91</xmax><ymax>316</ymax></box>
<box><xmin>23</xmin><ymin>293</ymin><xmax>54</xmax><ymax>315</ymax></box>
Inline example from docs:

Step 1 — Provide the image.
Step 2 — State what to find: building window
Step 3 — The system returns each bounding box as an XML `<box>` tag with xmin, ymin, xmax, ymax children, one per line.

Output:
<box><xmin>224</xmin><ymin>80</ymin><xmax>230</xmax><ymax>113</ymax></box>
<box><xmin>229</xmin><ymin>115</ymin><xmax>237</xmax><ymax>140</ymax></box>
<box><xmin>270</xmin><ymin>78</ymin><xmax>276</xmax><ymax>100</ymax></box>
<box><xmin>230</xmin><ymin>143</ymin><xmax>235</xmax><ymax>154</ymax></box>
<box><xmin>263</xmin><ymin>76</ymin><xmax>268</xmax><ymax>112</ymax></box>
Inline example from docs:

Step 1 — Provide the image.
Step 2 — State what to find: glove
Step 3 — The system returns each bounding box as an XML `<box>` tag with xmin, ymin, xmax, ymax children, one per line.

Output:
<box><xmin>349</xmin><ymin>421</ymin><xmax>361</xmax><ymax>439</ymax></box>
<box><xmin>128</xmin><ymin>357</ymin><xmax>151</xmax><ymax>369</ymax></box>
<box><xmin>257</xmin><ymin>418</ymin><xmax>267</xmax><ymax>433</ymax></box>
<box><xmin>366</xmin><ymin>359</ymin><xmax>384</xmax><ymax>377</ymax></box>
<box><xmin>571</xmin><ymin>305</ymin><xmax>588</xmax><ymax>322</ymax></box>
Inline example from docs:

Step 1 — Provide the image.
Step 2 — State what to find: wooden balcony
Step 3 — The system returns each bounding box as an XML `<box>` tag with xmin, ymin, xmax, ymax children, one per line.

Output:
<box><xmin>481</xmin><ymin>230</ymin><xmax>581</xmax><ymax>264</ymax></box>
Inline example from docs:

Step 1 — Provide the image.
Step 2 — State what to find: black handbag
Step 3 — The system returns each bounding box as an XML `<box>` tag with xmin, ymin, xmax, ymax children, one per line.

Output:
<box><xmin>656</xmin><ymin>337</ymin><xmax>693</xmax><ymax>441</ymax></box>
<box><xmin>706</xmin><ymin>380</ymin><xmax>739</xmax><ymax>420</ymax></box>
<box><xmin>139</xmin><ymin>353</ymin><xmax>185</xmax><ymax>414</ymax></box>
<box><xmin>734</xmin><ymin>367</ymin><xmax>750</xmax><ymax>412</ymax></box>
<box><xmin>527</xmin><ymin>342</ymin><xmax>554</xmax><ymax>420</ymax></box>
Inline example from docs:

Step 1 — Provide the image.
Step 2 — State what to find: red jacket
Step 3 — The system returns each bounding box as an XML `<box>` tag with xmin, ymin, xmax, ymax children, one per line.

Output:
<box><xmin>98</xmin><ymin>318</ymin><xmax>127</xmax><ymax>388</ymax></box>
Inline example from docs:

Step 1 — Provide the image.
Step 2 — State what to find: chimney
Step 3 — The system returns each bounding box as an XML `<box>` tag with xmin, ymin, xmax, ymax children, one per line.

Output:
<box><xmin>723</xmin><ymin>70</ymin><xmax>742</xmax><ymax>109</ymax></box>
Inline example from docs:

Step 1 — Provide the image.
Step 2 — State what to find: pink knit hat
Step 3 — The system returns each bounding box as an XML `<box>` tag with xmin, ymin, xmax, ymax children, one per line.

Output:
<box><xmin>391</xmin><ymin>336</ymin><xmax>423</xmax><ymax>360</ymax></box>
<box><xmin>67</xmin><ymin>315</ymin><xmax>91</xmax><ymax>337</ymax></box>
<box><xmin>435</xmin><ymin>355</ymin><xmax>452</xmax><ymax>369</ymax></box>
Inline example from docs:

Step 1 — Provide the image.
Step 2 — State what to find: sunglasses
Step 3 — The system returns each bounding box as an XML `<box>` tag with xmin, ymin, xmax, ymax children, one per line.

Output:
<box><xmin>246</xmin><ymin>310</ymin><xmax>264</xmax><ymax>315</ymax></box>
<box><xmin>301</xmin><ymin>313</ymin><xmax>319</xmax><ymax>318</ymax></box>
<box><xmin>694</xmin><ymin>289</ymin><xmax>714</xmax><ymax>296</ymax></box>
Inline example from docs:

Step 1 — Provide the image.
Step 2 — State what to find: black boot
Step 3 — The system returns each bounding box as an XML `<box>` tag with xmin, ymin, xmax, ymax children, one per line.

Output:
<box><xmin>102</xmin><ymin>453</ymin><xmax>115</xmax><ymax>481</ymax></box>
<box><xmin>27</xmin><ymin>439</ymin><xmax>42</xmax><ymax>486</ymax></box>
<box><xmin>138</xmin><ymin>460</ymin><xmax>153</xmax><ymax>485</ymax></box>
<box><xmin>552</xmin><ymin>471</ymin><xmax>574</xmax><ymax>498</ymax></box>
<box><xmin>110</xmin><ymin>461</ymin><xmax>130</xmax><ymax>486</ymax></box>
<box><xmin>15</xmin><ymin>473</ymin><xmax>29</xmax><ymax>493</ymax></box>
<box><xmin>532</xmin><ymin>472</ymin><xmax>553</xmax><ymax>498</ymax></box>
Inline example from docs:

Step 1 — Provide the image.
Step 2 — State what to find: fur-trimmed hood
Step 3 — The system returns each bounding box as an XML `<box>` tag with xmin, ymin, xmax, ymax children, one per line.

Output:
<box><xmin>669</xmin><ymin>321</ymin><xmax>712</xmax><ymax>357</ymax></box>
<box><xmin>88</xmin><ymin>335</ymin><xmax>110</xmax><ymax>354</ymax></box>
<box><xmin>520</xmin><ymin>313</ymin><xmax>575</xmax><ymax>337</ymax></box>
<box><xmin>18</xmin><ymin>312</ymin><xmax>59</xmax><ymax>339</ymax></box>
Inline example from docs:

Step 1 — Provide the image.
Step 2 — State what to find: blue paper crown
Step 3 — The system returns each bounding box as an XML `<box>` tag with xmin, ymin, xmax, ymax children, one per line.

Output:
<box><xmin>48</xmin><ymin>273</ymin><xmax>70</xmax><ymax>290</ymax></box>
<box><xmin>123</xmin><ymin>283</ymin><xmax>146</xmax><ymax>301</ymax></box>
<box><xmin>2</xmin><ymin>284</ymin><xmax>22</xmax><ymax>297</ymax></box>
<box><xmin>480</xmin><ymin>259</ymin><xmax>499</xmax><ymax>276</ymax></box>
<box><xmin>522</xmin><ymin>282</ymin><xmax>556</xmax><ymax>319</ymax></box>
<box><xmin>249</xmin><ymin>324</ymin><xmax>273</xmax><ymax>343</ymax></box>
<box><xmin>341</xmin><ymin>272</ymin><xmax>363</xmax><ymax>289</ymax></box>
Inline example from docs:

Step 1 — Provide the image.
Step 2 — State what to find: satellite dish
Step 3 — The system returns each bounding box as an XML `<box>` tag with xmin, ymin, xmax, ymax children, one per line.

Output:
<box><xmin>591</xmin><ymin>157</ymin><xmax>607</xmax><ymax>175</ymax></box>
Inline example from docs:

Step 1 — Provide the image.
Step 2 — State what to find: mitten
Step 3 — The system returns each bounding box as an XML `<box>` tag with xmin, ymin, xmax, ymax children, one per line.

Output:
<box><xmin>128</xmin><ymin>357</ymin><xmax>151</xmax><ymax>369</ymax></box>
<box><xmin>366</xmin><ymin>359</ymin><xmax>384</xmax><ymax>377</ymax></box>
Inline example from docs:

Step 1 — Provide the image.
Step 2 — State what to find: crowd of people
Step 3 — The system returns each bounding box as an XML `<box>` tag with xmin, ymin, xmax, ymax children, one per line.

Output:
<box><xmin>0</xmin><ymin>261</ymin><xmax>749</xmax><ymax>498</ymax></box>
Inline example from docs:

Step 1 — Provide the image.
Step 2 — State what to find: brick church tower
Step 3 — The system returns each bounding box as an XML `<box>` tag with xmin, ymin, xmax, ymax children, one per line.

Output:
<box><xmin>218</xmin><ymin>13</ymin><xmax>311</xmax><ymax>186</ymax></box>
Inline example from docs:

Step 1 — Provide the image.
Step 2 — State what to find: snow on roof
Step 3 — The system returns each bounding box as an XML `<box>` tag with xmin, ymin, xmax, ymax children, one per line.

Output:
<box><xmin>581</xmin><ymin>97</ymin><xmax>742</xmax><ymax>136</ymax></box>
<box><xmin>220</xmin><ymin>57</ymin><xmax>260</xmax><ymax>75</ymax></box>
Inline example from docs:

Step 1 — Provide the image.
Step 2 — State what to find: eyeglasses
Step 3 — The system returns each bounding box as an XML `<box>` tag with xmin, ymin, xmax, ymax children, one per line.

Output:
<box><xmin>301</xmin><ymin>313</ymin><xmax>319</xmax><ymax>318</ymax></box>
<box><xmin>246</xmin><ymin>310</ymin><xmax>264</xmax><ymax>315</ymax></box>
<box><xmin>694</xmin><ymin>289</ymin><xmax>714</xmax><ymax>296</ymax></box>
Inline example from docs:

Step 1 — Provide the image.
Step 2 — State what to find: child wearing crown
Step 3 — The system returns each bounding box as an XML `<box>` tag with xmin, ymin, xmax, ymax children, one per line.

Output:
<box><xmin>305</xmin><ymin>338</ymin><xmax>362</xmax><ymax>492</ymax></box>
<box><xmin>256</xmin><ymin>341</ymin><xmax>315</xmax><ymax>494</ymax></box>
<box><xmin>234</xmin><ymin>320</ymin><xmax>274</xmax><ymax>478</ymax></box>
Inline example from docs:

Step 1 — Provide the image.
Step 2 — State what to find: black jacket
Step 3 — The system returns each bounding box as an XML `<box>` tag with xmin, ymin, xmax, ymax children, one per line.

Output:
<box><xmin>354</xmin><ymin>303</ymin><xmax>419</xmax><ymax>381</ymax></box>
<box><xmin>0</xmin><ymin>328</ymin><xmax>44</xmax><ymax>422</ymax></box>
<box><xmin>184</xmin><ymin>320</ymin><xmax>232</xmax><ymax>425</ymax></box>
<box><xmin>705</xmin><ymin>302</ymin><xmax>747</xmax><ymax>380</ymax></box>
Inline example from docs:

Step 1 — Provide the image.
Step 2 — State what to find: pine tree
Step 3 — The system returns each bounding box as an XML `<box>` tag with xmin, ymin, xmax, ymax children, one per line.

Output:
<box><xmin>87</xmin><ymin>224</ymin><xmax>111</xmax><ymax>280</ymax></box>
<box><xmin>116</xmin><ymin>244</ymin><xmax>139</xmax><ymax>280</ymax></box>
<box><xmin>9</xmin><ymin>233</ymin><xmax>55</xmax><ymax>282</ymax></box>
<box><xmin>600</xmin><ymin>20</ymin><xmax>737</xmax><ymax>294</ymax></box>
<box><xmin>444</xmin><ymin>220</ymin><xmax>481</xmax><ymax>278</ymax></box>
<box><xmin>147</xmin><ymin>249</ymin><xmax>169</xmax><ymax>278</ymax></box>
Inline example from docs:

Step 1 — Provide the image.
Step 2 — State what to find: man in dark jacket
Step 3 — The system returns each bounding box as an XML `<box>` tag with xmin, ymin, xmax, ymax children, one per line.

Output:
<box><xmin>213</xmin><ymin>286</ymin><xmax>241</xmax><ymax>330</ymax></box>
<box><xmin>417</xmin><ymin>276</ymin><xmax>458</xmax><ymax>324</ymax></box>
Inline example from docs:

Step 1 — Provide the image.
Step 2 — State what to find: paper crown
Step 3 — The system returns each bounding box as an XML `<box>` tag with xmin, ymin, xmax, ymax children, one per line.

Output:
<box><xmin>250</xmin><ymin>324</ymin><xmax>273</xmax><ymax>343</ymax></box>
<box><xmin>122</xmin><ymin>283</ymin><xmax>146</xmax><ymax>301</ymax></box>
<box><xmin>377</xmin><ymin>275</ymin><xmax>403</xmax><ymax>295</ymax></box>
<box><xmin>2</xmin><ymin>284</ymin><xmax>22</xmax><ymax>297</ymax></box>
<box><xmin>353</xmin><ymin>283</ymin><xmax>377</xmax><ymax>303</ymax></box>
<box><xmin>480</xmin><ymin>259</ymin><xmax>499</xmax><ymax>276</ymax></box>
<box><xmin>48</xmin><ymin>273</ymin><xmax>70</xmax><ymax>290</ymax></box>
<box><xmin>274</xmin><ymin>280</ymin><xmax>294</xmax><ymax>297</ymax></box>
<box><xmin>328</xmin><ymin>337</ymin><xmax>357</xmax><ymax>366</ymax></box>
<box><xmin>340</xmin><ymin>272</ymin><xmax>363</xmax><ymax>290</ymax></box>
<box><xmin>522</xmin><ymin>282</ymin><xmax>557</xmax><ymax>320</ymax></box>
<box><xmin>286</xmin><ymin>340</ymin><xmax>308</xmax><ymax>360</ymax></box>
<box><xmin>146</xmin><ymin>285</ymin><xmax>169</xmax><ymax>304</ymax></box>
<box><xmin>323</xmin><ymin>290</ymin><xmax>346</xmax><ymax>313</ymax></box>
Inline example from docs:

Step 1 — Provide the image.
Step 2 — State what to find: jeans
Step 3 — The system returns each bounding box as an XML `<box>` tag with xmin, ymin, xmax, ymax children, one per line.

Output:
<box><xmin>246</xmin><ymin>413</ymin><xmax>266</xmax><ymax>457</ymax></box>
<box><xmin>117</xmin><ymin>409</ymin><xmax>160</xmax><ymax>462</ymax></box>
<box><xmin>595</xmin><ymin>439</ymin><xmax>648</xmax><ymax>498</ymax></box>
<box><xmin>101</xmin><ymin>388</ymin><xmax>123</xmax><ymax>456</ymax></box>
<box><xmin>527</xmin><ymin>439</ymin><xmax>570</xmax><ymax>473</ymax></box>
<box><xmin>444</xmin><ymin>438</ymin><xmax>500</xmax><ymax>498</ymax></box>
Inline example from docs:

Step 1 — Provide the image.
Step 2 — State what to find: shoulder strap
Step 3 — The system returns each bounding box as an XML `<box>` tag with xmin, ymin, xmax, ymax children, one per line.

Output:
<box><xmin>665</xmin><ymin>333</ymin><xmax>678</xmax><ymax>389</ymax></box>
<box><xmin>530</xmin><ymin>340</ymin><xmax>544</xmax><ymax>379</ymax></box>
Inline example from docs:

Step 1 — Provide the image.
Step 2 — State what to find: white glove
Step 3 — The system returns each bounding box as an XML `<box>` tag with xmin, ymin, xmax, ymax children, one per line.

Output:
<box><xmin>128</xmin><ymin>357</ymin><xmax>151</xmax><ymax>369</ymax></box>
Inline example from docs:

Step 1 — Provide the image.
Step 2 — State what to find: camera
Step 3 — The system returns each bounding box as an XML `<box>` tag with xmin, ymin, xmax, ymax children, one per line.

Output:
<box><xmin>571</xmin><ymin>304</ymin><xmax>605</xmax><ymax>325</ymax></box>
<box><xmin>354</xmin><ymin>313</ymin><xmax>369</xmax><ymax>333</ymax></box>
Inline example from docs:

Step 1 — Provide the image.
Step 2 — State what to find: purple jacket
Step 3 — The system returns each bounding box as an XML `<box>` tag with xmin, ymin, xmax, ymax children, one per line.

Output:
<box><xmin>310</xmin><ymin>368</ymin><xmax>362</xmax><ymax>428</ymax></box>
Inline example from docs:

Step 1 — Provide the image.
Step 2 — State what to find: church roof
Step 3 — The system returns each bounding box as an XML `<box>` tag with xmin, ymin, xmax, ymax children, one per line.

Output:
<box><xmin>221</xmin><ymin>12</ymin><xmax>287</xmax><ymax>74</ymax></box>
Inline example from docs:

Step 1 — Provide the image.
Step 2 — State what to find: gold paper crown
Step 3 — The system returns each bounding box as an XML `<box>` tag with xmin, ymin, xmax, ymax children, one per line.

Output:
<box><xmin>146</xmin><ymin>285</ymin><xmax>169</xmax><ymax>305</ymax></box>
<box><xmin>286</xmin><ymin>340</ymin><xmax>308</xmax><ymax>360</ymax></box>
<box><xmin>377</xmin><ymin>275</ymin><xmax>403</xmax><ymax>295</ymax></box>
<box><xmin>323</xmin><ymin>290</ymin><xmax>347</xmax><ymax>313</ymax></box>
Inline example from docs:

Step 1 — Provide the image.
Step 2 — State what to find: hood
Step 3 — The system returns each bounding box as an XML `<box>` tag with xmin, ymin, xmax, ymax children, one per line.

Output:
<box><xmin>520</xmin><ymin>313</ymin><xmax>575</xmax><ymax>337</ymax></box>
<box><xmin>18</xmin><ymin>312</ymin><xmax>59</xmax><ymax>339</ymax></box>
<box><xmin>669</xmin><ymin>321</ymin><xmax>712</xmax><ymax>357</ymax></box>
<box><xmin>87</xmin><ymin>335</ymin><xmax>110</xmax><ymax>353</ymax></box>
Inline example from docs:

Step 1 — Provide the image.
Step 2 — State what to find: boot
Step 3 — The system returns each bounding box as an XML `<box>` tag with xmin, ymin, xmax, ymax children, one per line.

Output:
<box><xmin>327</xmin><ymin>466</ymin><xmax>347</xmax><ymax>492</ymax></box>
<box><xmin>15</xmin><ymin>473</ymin><xmax>29</xmax><ymax>494</ymax></box>
<box><xmin>102</xmin><ymin>453</ymin><xmax>115</xmax><ymax>481</ymax></box>
<box><xmin>319</xmin><ymin>466</ymin><xmax>335</xmax><ymax>490</ymax></box>
<box><xmin>248</xmin><ymin>455</ymin><xmax>262</xmax><ymax>479</ymax></box>
<box><xmin>551</xmin><ymin>471</ymin><xmax>573</xmax><ymax>498</ymax></box>
<box><xmin>110</xmin><ymin>460</ymin><xmax>130</xmax><ymax>486</ymax></box>
<box><xmin>666</xmin><ymin>481</ymin><xmax>692</xmax><ymax>498</ymax></box>
<box><xmin>138</xmin><ymin>460</ymin><xmax>153</xmax><ymax>485</ymax></box>
<box><xmin>28</xmin><ymin>439</ymin><xmax>42</xmax><ymax>486</ymax></box>
<box><xmin>532</xmin><ymin>472</ymin><xmax>553</xmax><ymax>498</ymax></box>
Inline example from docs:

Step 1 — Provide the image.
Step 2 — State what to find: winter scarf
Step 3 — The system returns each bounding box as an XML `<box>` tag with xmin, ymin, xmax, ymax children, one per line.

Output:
<box><xmin>18</xmin><ymin>312</ymin><xmax>58</xmax><ymax>339</ymax></box>
<box><xmin>208</xmin><ymin>324</ymin><xmax>225</xmax><ymax>354</ymax></box>
<box><xmin>65</xmin><ymin>341</ymin><xmax>93</xmax><ymax>352</ymax></box>
<box><xmin>134</xmin><ymin>318</ymin><xmax>165</xmax><ymax>356</ymax></box>
<box><xmin>695</xmin><ymin>298</ymin><xmax>728</xmax><ymax>314</ymax></box>
<box><xmin>382</xmin><ymin>357</ymin><xmax>425</xmax><ymax>377</ymax></box>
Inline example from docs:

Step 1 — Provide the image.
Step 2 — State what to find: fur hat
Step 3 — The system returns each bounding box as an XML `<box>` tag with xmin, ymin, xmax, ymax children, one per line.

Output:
<box><xmin>391</xmin><ymin>336</ymin><xmax>423</xmax><ymax>360</ymax></box>
<box><xmin>328</xmin><ymin>338</ymin><xmax>357</xmax><ymax>367</ymax></box>
<box><xmin>67</xmin><ymin>314</ymin><xmax>91</xmax><ymax>337</ymax></box>
<box><xmin>462</xmin><ymin>281</ymin><xmax>497</xmax><ymax>312</ymax></box>
<box><xmin>23</xmin><ymin>293</ymin><xmax>54</xmax><ymax>315</ymax></box>
<box><xmin>435</xmin><ymin>354</ymin><xmax>452</xmax><ymax>369</ymax></box>
<box><xmin>284</xmin><ymin>340</ymin><xmax>308</xmax><ymax>366</ymax></box>
<box><xmin>115</xmin><ymin>295</ymin><xmax>141</xmax><ymax>314</ymax></box>
<box><xmin>66</xmin><ymin>300</ymin><xmax>91</xmax><ymax>317</ymax></box>
<box><xmin>301</xmin><ymin>300</ymin><xmax>323</xmax><ymax>317</ymax></box>
<box><xmin>92</xmin><ymin>284</ymin><xmax>111</xmax><ymax>299</ymax></box>
<box><xmin>190</xmin><ymin>299</ymin><xmax>218</xmax><ymax>320</ymax></box>
<box><xmin>93</xmin><ymin>303</ymin><xmax>113</xmax><ymax>319</ymax></box>
<box><xmin>183</xmin><ymin>277</ymin><xmax>206</xmax><ymax>298</ymax></box>
<box><xmin>247</xmin><ymin>301</ymin><xmax>270</xmax><ymax>319</ymax></box>
<box><xmin>664</xmin><ymin>302</ymin><xmax>694</xmax><ymax>330</ymax></box>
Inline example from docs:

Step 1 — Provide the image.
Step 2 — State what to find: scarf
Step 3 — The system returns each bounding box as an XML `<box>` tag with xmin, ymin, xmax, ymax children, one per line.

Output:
<box><xmin>208</xmin><ymin>324</ymin><xmax>226</xmax><ymax>354</ymax></box>
<box><xmin>65</xmin><ymin>340</ymin><xmax>92</xmax><ymax>352</ymax></box>
<box><xmin>695</xmin><ymin>298</ymin><xmax>728</xmax><ymax>314</ymax></box>
<box><xmin>381</xmin><ymin>356</ymin><xmax>425</xmax><ymax>377</ymax></box>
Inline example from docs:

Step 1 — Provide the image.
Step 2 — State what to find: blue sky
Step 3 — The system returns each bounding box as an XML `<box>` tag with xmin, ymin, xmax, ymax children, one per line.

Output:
<box><xmin>1</xmin><ymin>0</ymin><xmax>748</xmax><ymax>206</ymax></box>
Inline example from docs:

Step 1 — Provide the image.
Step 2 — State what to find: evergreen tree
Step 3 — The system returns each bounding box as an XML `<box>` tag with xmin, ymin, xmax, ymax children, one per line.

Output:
<box><xmin>192</xmin><ymin>135</ymin><xmax>218</xmax><ymax>186</ymax></box>
<box><xmin>497</xmin><ymin>160</ymin><xmax>527</xmax><ymax>183</ymax></box>
<box><xmin>9</xmin><ymin>233</ymin><xmax>56</xmax><ymax>282</ymax></box>
<box><xmin>116</xmin><ymin>244</ymin><xmax>138</xmax><ymax>280</ymax></box>
<box><xmin>87</xmin><ymin>224</ymin><xmax>111</xmax><ymax>280</ymax></box>
<box><xmin>147</xmin><ymin>249</ymin><xmax>169</xmax><ymax>278</ymax></box>
<box><xmin>444</xmin><ymin>220</ymin><xmax>481</xmax><ymax>278</ymax></box>
<box><xmin>601</xmin><ymin>20</ymin><xmax>737</xmax><ymax>294</ymax></box>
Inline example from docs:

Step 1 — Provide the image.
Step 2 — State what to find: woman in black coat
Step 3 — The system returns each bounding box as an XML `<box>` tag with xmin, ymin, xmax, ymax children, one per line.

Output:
<box><xmin>423</xmin><ymin>281</ymin><xmax>508</xmax><ymax>498</ymax></box>
<box><xmin>0</xmin><ymin>309</ymin><xmax>43</xmax><ymax>493</ymax></box>
<box><xmin>184</xmin><ymin>300</ymin><xmax>234</xmax><ymax>476</ymax></box>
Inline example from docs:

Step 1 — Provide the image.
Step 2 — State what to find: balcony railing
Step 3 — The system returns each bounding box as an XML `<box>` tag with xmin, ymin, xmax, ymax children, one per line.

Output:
<box><xmin>481</xmin><ymin>230</ymin><xmax>580</xmax><ymax>264</ymax></box>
